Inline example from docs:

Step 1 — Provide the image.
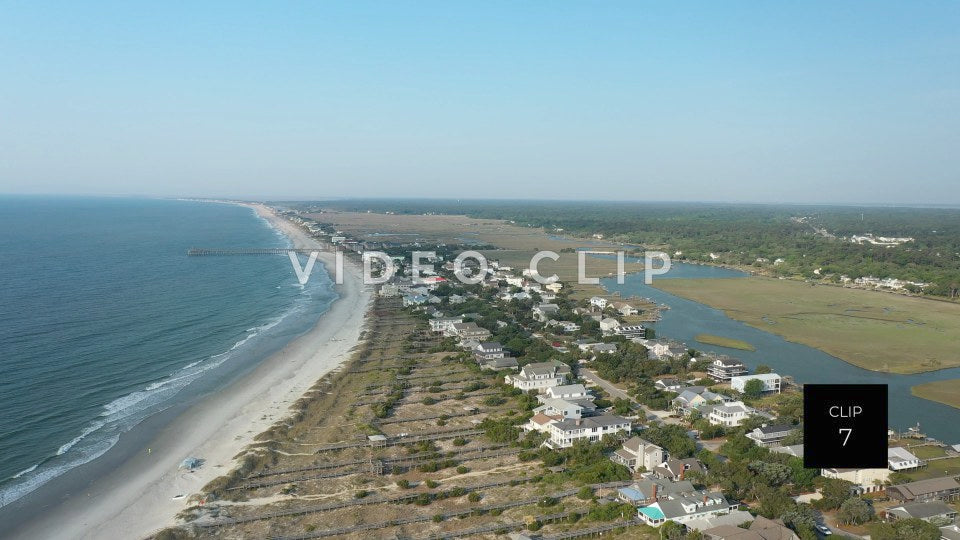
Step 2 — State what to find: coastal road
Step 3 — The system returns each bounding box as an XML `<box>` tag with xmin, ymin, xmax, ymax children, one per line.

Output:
<box><xmin>580</xmin><ymin>369</ymin><xmax>683</xmax><ymax>427</ymax></box>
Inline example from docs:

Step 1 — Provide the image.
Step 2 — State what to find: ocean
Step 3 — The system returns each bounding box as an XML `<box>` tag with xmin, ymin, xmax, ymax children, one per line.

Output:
<box><xmin>0</xmin><ymin>197</ymin><xmax>336</xmax><ymax>507</ymax></box>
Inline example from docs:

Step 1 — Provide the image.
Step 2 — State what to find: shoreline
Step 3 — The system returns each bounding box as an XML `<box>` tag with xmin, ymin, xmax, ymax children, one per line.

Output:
<box><xmin>3</xmin><ymin>203</ymin><xmax>372</xmax><ymax>539</ymax></box>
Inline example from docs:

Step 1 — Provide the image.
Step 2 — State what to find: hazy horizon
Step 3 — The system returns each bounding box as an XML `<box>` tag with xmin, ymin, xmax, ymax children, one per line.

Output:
<box><xmin>2</xmin><ymin>2</ymin><xmax>958</xmax><ymax>204</ymax></box>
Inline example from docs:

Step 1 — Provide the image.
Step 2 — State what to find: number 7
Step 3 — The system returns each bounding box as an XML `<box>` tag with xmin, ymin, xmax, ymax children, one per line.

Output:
<box><xmin>839</xmin><ymin>428</ymin><xmax>852</xmax><ymax>446</ymax></box>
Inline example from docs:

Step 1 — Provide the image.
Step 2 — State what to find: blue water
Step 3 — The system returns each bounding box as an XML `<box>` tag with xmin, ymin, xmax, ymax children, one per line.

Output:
<box><xmin>602</xmin><ymin>261</ymin><xmax>960</xmax><ymax>443</ymax></box>
<box><xmin>0</xmin><ymin>197</ymin><xmax>336</xmax><ymax>506</ymax></box>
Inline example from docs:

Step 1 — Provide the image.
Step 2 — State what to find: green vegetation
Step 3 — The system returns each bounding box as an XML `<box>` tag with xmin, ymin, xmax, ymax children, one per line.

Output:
<box><xmin>311</xmin><ymin>200</ymin><xmax>960</xmax><ymax>299</ymax></box>
<box><xmin>528</xmin><ymin>438</ymin><xmax>632</xmax><ymax>485</ymax></box>
<box><xmin>911</xmin><ymin>379</ymin><xmax>960</xmax><ymax>409</ymax></box>
<box><xmin>869</xmin><ymin>518</ymin><xmax>942</xmax><ymax>540</ymax></box>
<box><xmin>743</xmin><ymin>378</ymin><xmax>765</xmax><ymax>399</ymax></box>
<box><xmin>655</xmin><ymin>277</ymin><xmax>960</xmax><ymax>373</ymax></box>
<box><xmin>897</xmin><ymin>456</ymin><xmax>960</xmax><ymax>481</ymax></box>
<box><xmin>694</xmin><ymin>333</ymin><xmax>756</xmax><ymax>351</ymax></box>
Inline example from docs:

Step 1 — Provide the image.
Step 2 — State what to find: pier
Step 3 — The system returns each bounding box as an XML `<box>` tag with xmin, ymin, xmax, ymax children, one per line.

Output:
<box><xmin>187</xmin><ymin>248</ymin><xmax>321</xmax><ymax>256</ymax></box>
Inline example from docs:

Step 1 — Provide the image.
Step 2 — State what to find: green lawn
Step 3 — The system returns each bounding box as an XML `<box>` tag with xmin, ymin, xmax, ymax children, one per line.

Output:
<box><xmin>653</xmin><ymin>277</ymin><xmax>960</xmax><ymax>374</ymax></box>
<box><xmin>901</xmin><ymin>456</ymin><xmax>960</xmax><ymax>481</ymax></box>
<box><xmin>903</xmin><ymin>444</ymin><xmax>948</xmax><ymax>459</ymax></box>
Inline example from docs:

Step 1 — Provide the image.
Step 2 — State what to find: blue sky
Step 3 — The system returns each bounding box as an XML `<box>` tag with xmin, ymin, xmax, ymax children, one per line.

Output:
<box><xmin>1</xmin><ymin>2</ymin><xmax>957</xmax><ymax>203</ymax></box>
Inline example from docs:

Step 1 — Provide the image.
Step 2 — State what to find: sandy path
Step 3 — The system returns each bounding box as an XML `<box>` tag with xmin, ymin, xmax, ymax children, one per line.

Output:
<box><xmin>10</xmin><ymin>203</ymin><xmax>372</xmax><ymax>540</ymax></box>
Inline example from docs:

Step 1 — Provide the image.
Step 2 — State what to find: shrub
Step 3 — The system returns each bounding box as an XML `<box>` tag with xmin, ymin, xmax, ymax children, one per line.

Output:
<box><xmin>468</xmin><ymin>492</ymin><xmax>482</xmax><ymax>502</ymax></box>
<box><xmin>354</xmin><ymin>490</ymin><xmax>369</xmax><ymax>499</ymax></box>
<box><xmin>456</xmin><ymin>465</ymin><xmax>470</xmax><ymax>474</ymax></box>
<box><xmin>396</xmin><ymin>479</ymin><xmax>411</xmax><ymax>489</ymax></box>
<box><xmin>425</xmin><ymin>479</ymin><xmax>439</xmax><ymax>488</ymax></box>
<box><xmin>452</xmin><ymin>437</ymin><xmax>468</xmax><ymax>446</ymax></box>
<box><xmin>483</xmin><ymin>395</ymin><xmax>506</xmax><ymax>406</ymax></box>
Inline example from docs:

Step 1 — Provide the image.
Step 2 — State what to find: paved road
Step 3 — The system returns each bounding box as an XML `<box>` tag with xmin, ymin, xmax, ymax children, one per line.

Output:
<box><xmin>580</xmin><ymin>369</ymin><xmax>683</xmax><ymax>426</ymax></box>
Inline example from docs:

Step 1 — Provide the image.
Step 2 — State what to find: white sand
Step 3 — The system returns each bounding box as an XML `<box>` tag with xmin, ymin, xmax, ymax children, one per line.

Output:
<box><xmin>11</xmin><ymin>203</ymin><xmax>372</xmax><ymax>540</ymax></box>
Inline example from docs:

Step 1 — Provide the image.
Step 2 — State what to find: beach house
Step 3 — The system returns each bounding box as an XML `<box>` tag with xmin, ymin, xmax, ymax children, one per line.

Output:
<box><xmin>746</xmin><ymin>424</ymin><xmax>796</xmax><ymax>447</ymax></box>
<box><xmin>706</xmin><ymin>355</ymin><xmax>748</xmax><ymax>382</ymax></box>
<box><xmin>610</xmin><ymin>436</ymin><xmax>664</xmax><ymax>472</ymax></box>
<box><xmin>707</xmin><ymin>401</ymin><xmax>756</xmax><ymax>427</ymax></box>
<box><xmin>505</xmin><ymin>360</ymin><xmax>571</xmax><ymax>392</ymax></box>
<box><xmin>730</xmin><ymin>373</ymin><xmax>781</xmax><ymax>394</ymax></box>
<box><xmin>544</xmin><ymin>414</ymin><xmax>631</xmax><ymax>448</ymax></box>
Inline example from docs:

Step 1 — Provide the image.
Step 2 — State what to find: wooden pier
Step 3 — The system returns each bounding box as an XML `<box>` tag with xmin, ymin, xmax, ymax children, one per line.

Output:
<box><xmin>187</xmin><ymin>248</ymin><xmax>321</xmax><ymax>256</ymax></box>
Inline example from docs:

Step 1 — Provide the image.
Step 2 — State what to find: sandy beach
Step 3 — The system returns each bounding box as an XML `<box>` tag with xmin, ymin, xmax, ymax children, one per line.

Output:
<box><xmin>6</xmin><ymin>203</ymin><xmax>372</xmax><ymax>539</ymax></box>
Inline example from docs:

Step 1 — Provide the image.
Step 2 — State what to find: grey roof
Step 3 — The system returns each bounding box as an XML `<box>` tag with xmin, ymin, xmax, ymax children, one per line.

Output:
<box><xmin>623</xmin><ymin>436</ymin><xmax>660</xmax><ymax>453</ymax></box>
<box><xmin>942</xmin><ymin>525</ymin><xmax>960</xmax><ymax>540</ymax></box>
<box><xmin>755</xmin><ymin>424</ymin><xmax>796</xmax><ymax>435</ymax></box>
<box><xmin>888</xmin><ymin>501</ymin><xmax>956</xmax><ymax>519</ymax></box>
<box><xmin>674</xmin><ymin>390</ymin><xmax>701</xmax><ymax>405</ymax></box>
<box><xmin>710</xmin><ymin>355</ymin><xmax>745</xmax><ymax>366</ymax></box>
<box><xmin>657</xmin><ymin>491</ymin><xmax>729</xmax><ymax>519</ymax></box>
<box><xmin>483</xmin><ymin>357</ymin><xmax>519</xmax><ymax>369</ymax></box>
<box><xmin>890</xmin><ymin>476</ymin><xmax>960</xmax><ymax>498</ymax></box>
<box><xmin>629</xmin><ymin>478</ymin><xmax>695</xmax><ymax>500</ymax></box>
<box><xmin>521</xmin><ymin>360</ymin><xmax>571</xmax><ymax>376</ymax></box>
<box><xmin>655</xmin><ymin>458</ymin><xmax>704</xmax><ymax>479</ymax></box>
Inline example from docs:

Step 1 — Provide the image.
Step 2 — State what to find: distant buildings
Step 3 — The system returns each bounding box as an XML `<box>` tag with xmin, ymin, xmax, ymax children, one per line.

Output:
<box><xmin>589</xmin><ymin>296</ymin><xmax>608</xmax><ymax>310</ymax></box>
<box><xmin>673</xmin><ymin>387</ymin><xmax>729</xmax><ymax>416</ymax></box>
<box><xmin>429</xmin><ymin>316</ymin><xmax>463</xmax><ymax>333</ymax></box>
<box><xmin>887</xmin><ymin>446</ymin><xmax>923</xmax><ymax>471</ymax></box>
<box><xmin>645</xmin><ymin>339</ymin><xmax>688</xmax><ymax>361</ymax></box>
<box><xmin>614</xmin><ymin>325</ymin><xmax>646</xmax><ymax>339</ymax></box>
<box><xmin>599</xmin><ymin>318</ymin><xmax>621</xmax><ymax>333</ymax></box>
<box><xmin>702</xmin><ymin>516</ymin><xmax>800</xmax><ymax>539</ymax></box>
<box><xmin>707</xmin><ymin>401</ymin><xmax>756</xmax><ymax>427</ymax></box>
<box><xmin>705</xmin><ymin>355</ymin><xmax>748</xmax><ymax>382</ymax></box>
<box><xmin>532</xmin><ymin>303</ymin><xmax>560</xmax><ymax>322</ymax></box>
<box><xmin>886</xmin><ymin>501</ymin><xmax>957</xmax><ymax>523</ymax></box>
<box><xmin>617</xmin><ymin>478</ymin><xmax>697</xmax><ymax>506</ymax></box>
<box><xmin>504</xmin><ymin>360</ymin><xmax>571</xmax><ymax>392</ymax></box>
<box><xmin>544</xmin><ymin>414</ymin><xmax>631</xmax><ymax>449</ymax></box>
<box><xmin>635</xmin><ymin>484</ymin><xmax>734</xmax><ymax>527</ymax></box>
<box><xmin>730</xmin><ymin>373</ymin><xmax>781</xmax><ymax>394</ymax></box>
<box><xmin>821</xmin><ymin>467</ymin><xmax>890</xmax><ymax>494</ymax></box>
<box><xmin>611</xmin><ymin>436</ymin><xmax>664</xmax><ymax>473</ymax></box>
<box><xmin>746</xmin><ymin>424</ymin><xmax>796</xmax><ymax>447</ymax></box>
<box><xmin>472</xmin><ymin>341</ymin><xmax>505</xmax><ymax>361</ymax></box>
<box><xmin>611</xmin><ymin>301</ymin><xmax>639</xmax><ymax>316</ymax></box>
<box><xmin>654</xmin><ymin>378</ymin><xmax>683</xmax><ymax>392</ymax></box>
<box><xmin>449</xmin><ymin>322</ymin><xmax>491</xmax><ymax>342</ymax></box>
<box><xmin>479</xmin><ymin>357</ymin><xmax>519</xmax><ymax>371</ymax></box>
<box><xmin>887</xmin><ymin>476</ymin><xmax>960</xmax><ymax>503</ymax></box>
<box><xmin>653</xmin><ymin>458</ymin><xmax>705</xmax><ymax>482</ymax></box>
<box><xmin>540</xmin><ymin>384</ymin><xmax>590</xmax><ymax>401</ymax></box>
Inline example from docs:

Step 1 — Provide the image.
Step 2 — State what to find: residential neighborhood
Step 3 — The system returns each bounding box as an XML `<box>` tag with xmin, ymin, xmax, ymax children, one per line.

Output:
<box><xmin>246</xmin><ymin>214</ymin><xmax>960</xmax><ymax>540</ymax></box>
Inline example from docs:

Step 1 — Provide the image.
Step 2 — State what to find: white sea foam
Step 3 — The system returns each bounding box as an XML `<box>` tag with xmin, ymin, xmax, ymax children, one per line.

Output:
<box><xmin>0</xmin><ymin>204</ymin><xmax>331</xmax><ymax>509</ymax></box>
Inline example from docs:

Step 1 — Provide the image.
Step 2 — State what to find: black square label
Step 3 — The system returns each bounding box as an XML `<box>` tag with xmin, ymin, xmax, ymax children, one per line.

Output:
<box><xmin>803</xmin><ymin>384</ymin><xmax>888</xmax><ymax>469</ymax></box>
